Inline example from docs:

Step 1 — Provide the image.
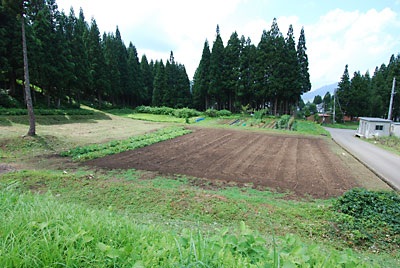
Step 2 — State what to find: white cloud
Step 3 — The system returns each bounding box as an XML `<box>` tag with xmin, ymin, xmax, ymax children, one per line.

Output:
<box><xmin>307</xmin><ymin>8</ymin><xmax>400</xmax><ymax>90</ymax></box>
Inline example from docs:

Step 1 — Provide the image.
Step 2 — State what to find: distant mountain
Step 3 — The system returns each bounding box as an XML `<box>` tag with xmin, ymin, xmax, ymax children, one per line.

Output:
<box><xmin>301</xmin><ymin>82</ymin><xmax>338</xmax><ymax>103</ymax></box>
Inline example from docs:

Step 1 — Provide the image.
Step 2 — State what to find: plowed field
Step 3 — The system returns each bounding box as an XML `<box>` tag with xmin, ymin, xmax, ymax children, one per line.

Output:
<box><xmin>85</xmin><ymin>128</ymin><xmax>359</xmax><ymax>198</ymax></box>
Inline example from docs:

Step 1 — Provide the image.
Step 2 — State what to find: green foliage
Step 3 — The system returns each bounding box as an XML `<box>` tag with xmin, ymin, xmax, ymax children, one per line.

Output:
<box><xmin>205</xmin><ymin>108</ymin><xmax>218</xmax><ymax>117</ymax></box>
<box><xmin>62</xmin><ymin>126</ymin><xmax>192</xmax><ymax>161</ymax></box>
<box><xmin>333</xmin><ymin>188</ymin><xmax>400</xmax><ymax>249</ymax></box>
<box><xmin>253</xmin><ymin>108</ymin><xmax>268</xmax><ymax>120</ymax></box>
<box><xmin>134</xmin><ymin>106</ymin><xmax>200</xmax><ymax>118</ymax></box>
<box><xmin>0</xmin><ymin>186</ymin><xmax>381</xmax><ymax>267</ymax></box>
<box><xmin>0</xmin><ymin>91</ymin><xmax>20</xmax><ymax>108</ymax></box>
<box><xmin>216</xmin><ymin>109</ymin><xmax>232</xmax><ymax>117</ymax></box>
<box><xmin>314</xmin><ymin>113</ymin><xmax>321</xmax><ymax>122</ymax></box>
<box><xmin>275</xmin><ymin>115</ymin><xmax>291</xmax><ymax>129</ymax></box>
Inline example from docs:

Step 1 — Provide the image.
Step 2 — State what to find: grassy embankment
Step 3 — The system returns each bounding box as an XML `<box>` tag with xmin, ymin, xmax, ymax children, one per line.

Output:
<box><xmin>0</xmin><ymin>108</ymin><xmax>399</xmax><ymax>267</ymax></box>
<box><xmin>364</xmin><ymin>136</ymin><xmax>400</xmax><ymax>156</ymax></box>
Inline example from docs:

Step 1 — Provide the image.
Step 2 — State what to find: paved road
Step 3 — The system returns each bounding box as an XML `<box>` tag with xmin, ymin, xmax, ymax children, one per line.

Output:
<box><xmin>325</xmin><ymin>127</ymin><xmax>400</xmax><ymax>190</ymax></box>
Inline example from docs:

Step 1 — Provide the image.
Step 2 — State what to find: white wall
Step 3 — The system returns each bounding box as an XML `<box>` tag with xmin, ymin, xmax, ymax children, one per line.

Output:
<box><xmin>392</xmin><ymin>124</ymin><xmax>400</xmax><ymax>138</ymax></box>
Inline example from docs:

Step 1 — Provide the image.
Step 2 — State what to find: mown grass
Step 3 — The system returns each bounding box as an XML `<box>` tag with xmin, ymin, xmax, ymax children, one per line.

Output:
<box><xmin>324</xmin><ymin>122</ymin><xmax>359</xmax><ymax>130</ymax></box>
<box><xmin>0</xmin><ymin>171</ymin><xmax>396</xmax><ymax>267</ymax></box>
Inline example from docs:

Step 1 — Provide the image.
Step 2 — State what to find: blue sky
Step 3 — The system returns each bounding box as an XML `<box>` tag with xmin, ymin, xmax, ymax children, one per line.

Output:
<box><xmin>57</xmin><ymin>0</ymin><xmax>400</xmax><ymax>91</ymax></box>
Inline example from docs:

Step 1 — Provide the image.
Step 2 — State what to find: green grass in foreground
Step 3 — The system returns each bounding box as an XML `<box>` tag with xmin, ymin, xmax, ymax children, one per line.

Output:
<box><xmin>0</xmin><ymin>181</ymin><xmax>383</xmax><ymax>267</ymax></box>
<box><xmin>1</xmin><ymin>169</ymin><xmax>399</xmax><ymax>267</ymax></box>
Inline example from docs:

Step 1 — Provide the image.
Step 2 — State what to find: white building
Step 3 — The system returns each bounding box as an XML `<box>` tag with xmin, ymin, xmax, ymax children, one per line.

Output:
<box><xmin>391</xmin><ymin>123</ymin><xmax>400</xmax><ymax>138</ymax></box>
<box><xmin>355</xmin><ymin>117</ymin><xmax>392</xmax><ymax>139</ymax></box>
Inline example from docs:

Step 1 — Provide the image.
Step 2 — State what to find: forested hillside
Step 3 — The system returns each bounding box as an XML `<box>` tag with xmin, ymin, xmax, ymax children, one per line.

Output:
<box><xmin>0</xmin><ymin>1</ymin><xmax>191</xmax><ymax>109</ymax></box>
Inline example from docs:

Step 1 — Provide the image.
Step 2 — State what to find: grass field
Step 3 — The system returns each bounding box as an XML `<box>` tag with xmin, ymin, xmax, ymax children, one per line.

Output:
<box><xmin>324</xmin><ymin>122</ymin><xmax>359</xmax><ymax>130</ymax></box>
<box><xmin>0</xmin><ymin>110</ymin><xmax>399</xmax><ymax>267</ymax></box>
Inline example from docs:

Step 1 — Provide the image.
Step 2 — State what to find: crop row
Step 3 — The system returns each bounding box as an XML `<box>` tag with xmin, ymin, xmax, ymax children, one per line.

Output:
<box><xmin>62</xmin><ymin>126</ymin><xmax>192</xmax><ymax>161</ymax></box>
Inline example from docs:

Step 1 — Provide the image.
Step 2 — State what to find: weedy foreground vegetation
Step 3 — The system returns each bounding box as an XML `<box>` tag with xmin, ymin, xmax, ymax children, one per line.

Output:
<box><xmin>0</xmin><ymin>109</ymin><xmax>399</xmax><ymax>267</ymax></box>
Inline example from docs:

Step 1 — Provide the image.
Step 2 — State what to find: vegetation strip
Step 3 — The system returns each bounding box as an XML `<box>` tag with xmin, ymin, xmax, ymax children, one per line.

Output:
<box><xmin>62</xmin><ymin>126</ymin><xmax>192</xmax><ymax>161</ymax></box>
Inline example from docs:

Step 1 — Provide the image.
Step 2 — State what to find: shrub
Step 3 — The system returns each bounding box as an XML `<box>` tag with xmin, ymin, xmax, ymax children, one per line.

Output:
<box><xmin>216</xmin><ymin>109</ymin><xmax>232</xmax><ymax>117</ymax></box>
<box><xmin>333</xmin><ymin>188</ymin><xmax>400</xmax><ymax>248</ymax></box>
<box><xmin>173</xmin><ymin>108</ymin><xmax>201</xmax><ymax>118</ymax></box>
<box><xmin>205</xmin><ymin>109</ymin><xmax>217</xmax><ymax>117</ymax></box>
<box><xmin>0</xmin><ymin>92</ymin><xmax>21</xmax><ymax>108</ymax></box>
<box><xmin>254</xmin><ymin>108</ymin><xmax>268</xmax><ymax>120</ymax></box>
<box><xmin>275</xmin><ymin>115</ymin><xmax>291</xmax><ymax>129</ymax></box>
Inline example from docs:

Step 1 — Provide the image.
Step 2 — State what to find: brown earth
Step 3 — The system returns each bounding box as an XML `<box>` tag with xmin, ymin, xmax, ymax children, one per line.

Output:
<box><xmin>84</xmin><ymin>128</ymin><xmax>359</xmax><ymax>199</ymax></box>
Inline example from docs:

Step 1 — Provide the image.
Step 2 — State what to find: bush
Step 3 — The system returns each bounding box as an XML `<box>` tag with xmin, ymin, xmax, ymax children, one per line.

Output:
<box><xmin>333</xmin><ymin>188</ymin><xmax>400</xmax><ymax>248</ymax></box>
<box><xmin>216</xmin><ymin>109</ymin><xmax>232</xmax><ymax>117</ymax></box>
<box><xmin>0</xmin><ymin>92</ymin><xmax>21</xmax><ymax>108</ymax></box>
<box><xmin>173</xmin><ymin>108</ymin><xmax>201</xmax><ymax>118</ymax></box>
<box><xmin>134</xmin><ymin>106</ymin><xmax>200</xmax><ymax>118</ymax></box>
<box><xmin>275</xmin><ymin>115</ymin><xmax>291</xmax><ymax>129</ymax></box>
<box><xmin>254</xmin><ymin>108</ymin><xmax>268</xmax><ymax>120</ymax></box>
<box><xmin>205</xmin><ymin>109</ymin><xmax>217</xmax><ymax>117</ymax></box>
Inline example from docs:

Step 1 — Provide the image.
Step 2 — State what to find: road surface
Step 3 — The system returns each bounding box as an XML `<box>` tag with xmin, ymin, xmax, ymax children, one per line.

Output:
<box><xmin>325</xmin><ymin>127</ymin><xmax>400</xmax><ymax>190</ymax></box>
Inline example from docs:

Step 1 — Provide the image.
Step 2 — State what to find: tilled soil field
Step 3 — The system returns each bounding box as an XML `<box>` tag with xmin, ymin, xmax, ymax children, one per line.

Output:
<box><xmin>85</xmin><ymin>128</ymin><xmax>359</xmax><ymax>198</ymax></box>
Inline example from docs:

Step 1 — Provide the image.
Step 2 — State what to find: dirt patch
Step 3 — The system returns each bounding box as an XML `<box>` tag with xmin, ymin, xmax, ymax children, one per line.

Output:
<box><xmin>84</xmin><ymin>128</ymin><xmax>359</xmax><ymax>199</ymax></box>
<box><xmin>0</xmin><ymin>163</ymin><xmax>15</xmax><ymax>174</ymax></box>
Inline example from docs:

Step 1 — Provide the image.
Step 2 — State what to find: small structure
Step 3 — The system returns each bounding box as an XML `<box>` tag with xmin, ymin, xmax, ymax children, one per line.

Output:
<box><xmin>391</xmin><ymin>123</ymin><xmax>400</xmax><ymax>138</ymax></box>
<box><xmin>355</xmin><ymin>117</ymin><xmax>392</xmax><ymax>138</ymax></box>
<box><xmin>307</xmin><ymin>113</ymin><xmax>332</xmax><ymax>124</ymax></box>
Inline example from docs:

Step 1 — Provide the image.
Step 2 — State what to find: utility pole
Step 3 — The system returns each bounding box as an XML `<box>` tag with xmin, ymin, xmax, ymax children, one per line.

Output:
<box><xmin>333</xmin><ymin>89</ymin><xmax>336</xmax><ymax>124</ymax></box>
<box><xmin>388</xmin><ymin>77</ymin><xmax>396</xmax><ymax>121</ymax></box>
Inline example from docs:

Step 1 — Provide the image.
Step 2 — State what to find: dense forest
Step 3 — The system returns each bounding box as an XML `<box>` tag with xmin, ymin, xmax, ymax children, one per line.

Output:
<box><xmin>336</xmin><ymin>55</ymin><xmax>400</xmax><ymax>120</ymax></box>
<box><xmin>0</xmin><ymin>0</ymin><xmax>191</xmax><ymax>109</ymax></box>
<box><xmin>0</xmin><ymin>0</ymin><xmax>311</xmax><ymax>115</ymax></box>
<box><xmin>192</xmin><ymin>21</ymin><xmax>311</xmax><ymax>114</ymax></box>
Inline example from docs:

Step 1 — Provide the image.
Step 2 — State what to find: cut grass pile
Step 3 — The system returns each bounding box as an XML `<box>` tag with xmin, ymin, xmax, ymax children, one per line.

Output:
<box><xmin>61</xmin><ymin>126</ymin><xmax>192</xmax><ymax>161</ymax></box>
<box><xmin>0</xmin><ymin>174</ymin><xmax>385</xmax><ymax>267</ymax></box>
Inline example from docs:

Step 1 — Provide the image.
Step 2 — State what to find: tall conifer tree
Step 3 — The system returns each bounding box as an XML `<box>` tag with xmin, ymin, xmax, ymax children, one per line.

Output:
<box><xmin>192</xmin><ymin>40</ymin><xmax>211</xmax><ymax>110</ymax></box>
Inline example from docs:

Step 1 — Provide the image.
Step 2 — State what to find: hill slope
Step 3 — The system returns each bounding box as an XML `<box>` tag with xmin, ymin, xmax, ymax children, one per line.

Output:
<box><xmin>302</xmin><ymin>82</ymin><xmax>338</xmax><ymax>102</ymax></box>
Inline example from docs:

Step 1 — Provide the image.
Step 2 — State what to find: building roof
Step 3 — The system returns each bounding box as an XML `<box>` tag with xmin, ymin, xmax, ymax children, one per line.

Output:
<box><xmin>359</xmin><ymin>117</ymin><xmax>392</xmax><ymax>123</ymax></box>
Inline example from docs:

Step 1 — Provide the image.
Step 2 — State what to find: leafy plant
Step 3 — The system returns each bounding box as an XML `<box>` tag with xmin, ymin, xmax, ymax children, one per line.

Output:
<box><xmin>253</xmin><ymin>108</ymin><xmax>268</xmax><ymax>120</ymax></box>
<box><xmin>205</xmin><ymin>109</ymin><xmax>217</xmax><ymax>117</ymax></box>
<box><xmin>275</xmin><ymin>115</ymin><xmax>291</xmax><ymax>129</ymax></box>
<box><xmin>216</xmin><ymin>109</ymin><xmax>232</xmax><ymax>117</ymax></box>
<box><xmin>333</xmin><ymin>188</ymin><xmax>400</xmax><ymax>249</ymax></box>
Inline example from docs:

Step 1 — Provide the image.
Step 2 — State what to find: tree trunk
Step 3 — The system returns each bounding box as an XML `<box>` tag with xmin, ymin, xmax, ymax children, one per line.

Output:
<box><xmin>274</xmin><ymin>97</ymin><xmax>278</xmax><ymax>116</ymax></box>
<box><xmin>22</xmin><ymin>16</ymin><xmax>35</xmax><ymax>136</ymax></box>
<box><xmin>98</xmin><ymin>92</ymin><xmax>102</xmax><ymax>109</ymax></box>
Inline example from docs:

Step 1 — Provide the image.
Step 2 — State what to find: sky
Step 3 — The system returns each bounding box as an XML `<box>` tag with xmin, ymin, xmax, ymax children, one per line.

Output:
<box><xmin>56</xmin><ymin>0</ymin><xmax>400</xmax><ymax>91</ymax></box>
